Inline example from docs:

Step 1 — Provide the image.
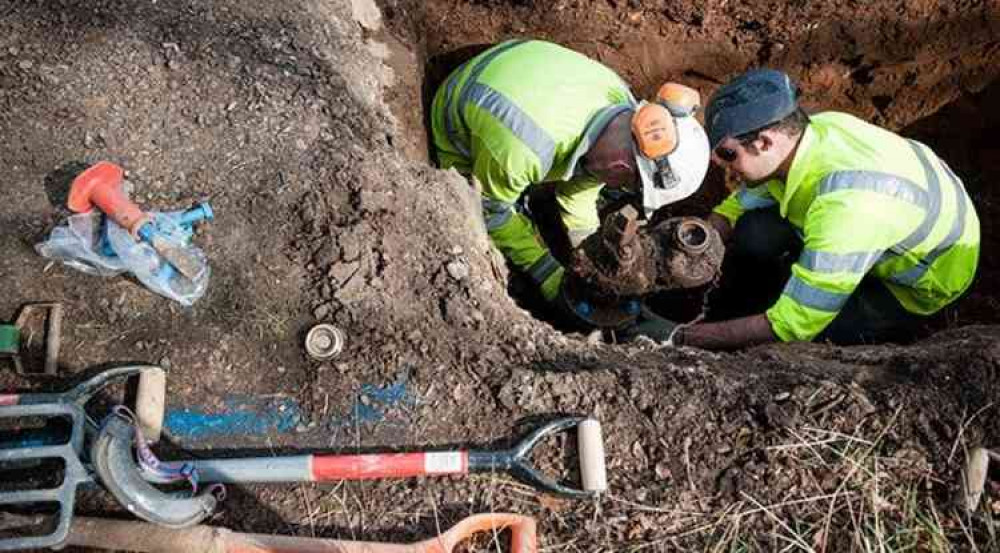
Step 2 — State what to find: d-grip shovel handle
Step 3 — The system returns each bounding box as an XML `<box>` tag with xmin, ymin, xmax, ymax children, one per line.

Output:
<box><xmin>468</xmin><ymin>416</ymin><xmax>599</xmax><ymax>498</ymax></box>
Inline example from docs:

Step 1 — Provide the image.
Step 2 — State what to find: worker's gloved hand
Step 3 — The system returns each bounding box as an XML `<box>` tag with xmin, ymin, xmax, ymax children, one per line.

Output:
<box><xmin>625</xmin><ymin>306</ymin><xmax>682</xmax><ymax>345</ymax></box>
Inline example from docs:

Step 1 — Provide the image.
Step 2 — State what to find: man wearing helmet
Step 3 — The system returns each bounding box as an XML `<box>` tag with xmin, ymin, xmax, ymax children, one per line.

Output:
<box><xmin>657</xmin><ymin>68</ymin><xmax>980</xmax><ymax>349</ymax></box>
<box><xmin>429</xmin><ymin>39</ymin><xmax>710</xmax><ymax>325</ymax></box>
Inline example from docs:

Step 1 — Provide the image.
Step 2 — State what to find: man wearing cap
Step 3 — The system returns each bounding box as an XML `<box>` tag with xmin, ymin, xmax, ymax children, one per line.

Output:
<box><xmin>430</xmin><ymin>39</ymin><xmax>710</xmax><ymax>322</ymax></box>
<box><xmin>659</xmin><ymin>68</ymin><xmax>980</xmax><ymax>349</ymax></box>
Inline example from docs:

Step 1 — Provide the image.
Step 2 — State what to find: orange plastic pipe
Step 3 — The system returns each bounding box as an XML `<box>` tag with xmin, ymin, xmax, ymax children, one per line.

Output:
<box><xmin>67</xmin><ymin>513</ymin><xmax>537</xmax><ymax>553</ymax></box>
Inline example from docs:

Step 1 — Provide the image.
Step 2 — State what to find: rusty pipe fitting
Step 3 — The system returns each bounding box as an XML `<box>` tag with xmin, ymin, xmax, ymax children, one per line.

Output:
<box><xmin>674</xmin><ymin>218</ymin><xmax>711</xmax><ymax>255</ymax></box>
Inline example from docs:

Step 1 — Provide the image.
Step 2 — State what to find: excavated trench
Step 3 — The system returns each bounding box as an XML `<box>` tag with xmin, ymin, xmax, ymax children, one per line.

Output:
<box><xmin>377</xmin><ymin>0</ymin><xmax>1000</xmax><ymax>331</ymax></box>
<box><xmin>365</xmin><ymin>3</ymin><xmax>1000</xmax><ymax>545</ymax></box>
<box><xmin>1</xmin><ymin>0</ymin><xmax>1000</xmax><ymax>549</ymax></box>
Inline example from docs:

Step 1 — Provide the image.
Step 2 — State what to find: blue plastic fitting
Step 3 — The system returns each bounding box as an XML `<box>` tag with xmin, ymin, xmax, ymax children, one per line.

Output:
<box><xmin>575</xmin><ymin>301</ymin><xmax>593</xmax><ymax>317</ymax></box>
<box><xmin>625</xmin><ymin>300</ymin><xmax>641</xmax><ymax>316</ymax></box>
<box><xmin>137</xmin><ymin>222</ymin><xmax>155</xmax><ymax>242</ymax></box>
<box><xmin>179</xmin><ymin>202</ymin><xmax>213</xmax><ymax>226</ymax></box>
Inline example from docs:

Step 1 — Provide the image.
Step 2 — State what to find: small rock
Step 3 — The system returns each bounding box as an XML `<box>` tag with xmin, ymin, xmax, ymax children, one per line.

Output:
<box><xmin>328</xmin><ymin>261</ymin><xmax>361</xmax><ymax>286</ymax></box>
<box><xmin>18</xmin><ymin>60</ymin><xmax>32</xmax><ymax>70</ymax></box>
<box><xmin>159</xmin><ymin>356</ymin><xmax>171</xmax><ymax>369</ymax></box>
<box><xmin>631</xmin><ymin>440</ymin><xmax>645</xmax><ymax>459</ymax></box>
<box><xmin>277</xmin><ymin>366</ymin><xmax>286</xmax><ymax>374</ymax></box>
<box><xmin>446</xmin><ymin>260</ymin><xmax>469</xmax><ymax>281</ymax></box>
<box><xmin>313</xmin><ymin>303</ymin><xmax>331</xmax><ymax>319</ymax></box>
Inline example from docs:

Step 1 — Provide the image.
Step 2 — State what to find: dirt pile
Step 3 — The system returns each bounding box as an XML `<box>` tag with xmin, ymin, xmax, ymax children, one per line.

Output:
<box><xmin>0</xmin><ymin>0</ymin><xmax>999</xmax><ymax>550</ymax></box>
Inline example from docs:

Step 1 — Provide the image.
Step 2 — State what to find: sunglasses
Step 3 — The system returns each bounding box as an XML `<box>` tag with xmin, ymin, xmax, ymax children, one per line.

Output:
<box><xmin>714</xmin><ymin>145</ymin><xmax>739</xmax><ymax>162</ymax></box>
<box><xmin>715</xmin><ymin>125</ymin><xmax>775</xmax><ymax>163</ymax></box>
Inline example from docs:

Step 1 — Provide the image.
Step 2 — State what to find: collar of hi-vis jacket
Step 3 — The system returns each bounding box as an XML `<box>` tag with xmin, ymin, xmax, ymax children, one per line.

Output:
<box><xmin>560</xmin><ymin>103</ymin><xmax>636</xmax><ymax>181</ymax></box>
<box><xmin>773</xmin><ymin>120</ymin><xmax>821</xmax><ymax>220</ymax></box>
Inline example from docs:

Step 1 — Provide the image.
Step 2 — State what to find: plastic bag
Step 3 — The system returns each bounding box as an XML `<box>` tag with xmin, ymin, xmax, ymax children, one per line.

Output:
<box><xmin>36</xmin><ymin>211</ymin><xmax>210</xmax><ymax>306</ymax></box>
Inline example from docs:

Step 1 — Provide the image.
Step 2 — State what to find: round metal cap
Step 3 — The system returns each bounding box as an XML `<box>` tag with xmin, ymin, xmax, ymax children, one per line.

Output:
<box><xmin>305</xmin><ymin>324</ymin><xmax>345</xmax><ymax>360</ymax></box>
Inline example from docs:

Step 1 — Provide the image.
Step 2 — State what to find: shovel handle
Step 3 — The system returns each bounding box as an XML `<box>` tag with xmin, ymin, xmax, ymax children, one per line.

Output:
<box><xmin>175</xmin><ymin>452</ymin><xmax>470</xmax><ymax>484</ymax></box>
<box><xmin>311</xmin><ymin>451</ymin><xmax>469</xmax><ymax>481</ymax></box>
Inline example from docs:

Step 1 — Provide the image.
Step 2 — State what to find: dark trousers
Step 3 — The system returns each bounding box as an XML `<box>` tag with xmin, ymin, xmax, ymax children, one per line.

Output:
<box><xmin>711</xmin><ymin>208</ymin><xmax>923</xmax><ymax>345</ymax></box>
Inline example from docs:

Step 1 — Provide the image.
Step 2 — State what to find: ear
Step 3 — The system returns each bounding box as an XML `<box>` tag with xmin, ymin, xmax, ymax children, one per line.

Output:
<box><xmin>756</xmin><ymin>132</ymin><xmax>776</xmax><ymax>152</ymax></box>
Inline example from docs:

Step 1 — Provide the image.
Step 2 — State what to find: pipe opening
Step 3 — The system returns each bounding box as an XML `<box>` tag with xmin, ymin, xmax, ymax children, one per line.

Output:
<box><xmin>675</xmin><ymin>219</ymin><xmax>710</xmax><ymax>254</ymax></box>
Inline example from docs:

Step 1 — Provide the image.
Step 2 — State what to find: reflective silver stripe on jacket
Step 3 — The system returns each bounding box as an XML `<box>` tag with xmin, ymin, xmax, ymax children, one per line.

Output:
<box><xmin>800</xmin><ymin>249</ymin><xmax>882</xmax><ymax>274</ymax></box>
<box><xmin>782</xmin><ymin>274</ymin><xmax>850</xmax><ymax>312</ymax></box>
<box><xmin>816</xmin><ymin>170</ymin><xmax>928</xmax><ymax>208</ymax></box>
<box><xmin>809</xmin><ymin>142</ymin><xmax>943</xmax><ymax>278</ymax></box>
<box><xmin>481</xmin><ymin>197</ymin><xmax>514</xmax><ymax>231</ymax></box>
<box><xmin>527</xmin><ymin>252</ymin><xmax>561</xmax><ymax>285</ymax></box>
<box><xmin>736</xmin><ymin>186</ymin><xmax>778</xmax><ymax>210</ymax></box>
<box><xmin>810</xmin><ymin>169</ymin><xmax>928</xmax><ymax>277</ymax></box>
<box><xmin>443</xmin><ymin>40</ymin><xmax>528</xmax><ymax>159</ymax></box>
<box><xmin>802</xmin><ymin>141</ymin><xmax>967</xmax><ymax>291</ymax></box>
<box><xmin>462</xmin><ymin>81</ymin><xmax>557</xmax><ymax>175</ymax></box>
<box><xmin>891</xmin><ymin>141</ymin><xmax>943</xmax><ymax>256</ymax></box>
<box><xmin>888</xmin><ymin>155</ymin><xmax>970</xmax><ymax>285</ymax></box>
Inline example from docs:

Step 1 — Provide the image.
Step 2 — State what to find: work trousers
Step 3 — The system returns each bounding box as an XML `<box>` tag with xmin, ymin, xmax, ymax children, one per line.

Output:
<box><xmin>713</xmin><ymin>208</ymin><xmax>923</xmax><ymax>345</ymax></box>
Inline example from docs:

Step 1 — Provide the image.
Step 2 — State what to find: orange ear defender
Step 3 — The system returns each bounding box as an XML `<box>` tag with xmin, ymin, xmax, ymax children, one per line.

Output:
<box><xmin>631</xmin><ymin>82</ymin><xmax>701</xmax><ymax>160</ymax></box>
<box><xmin>631</xmin><ymin>103</ymin><xmax>678</xmax><ymax>159</ymax></box>
<box><xmin>656</xmin><ymin>82</ymin><xmax>701</xmax><ymax>117</ymax></box>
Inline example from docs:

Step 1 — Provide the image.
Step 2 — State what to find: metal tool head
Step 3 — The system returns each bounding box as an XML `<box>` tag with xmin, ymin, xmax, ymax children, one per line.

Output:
<box><xmin>0</xmin><ymin>402</ymin><xmax>91</xmax><ymax>550</ymax></box>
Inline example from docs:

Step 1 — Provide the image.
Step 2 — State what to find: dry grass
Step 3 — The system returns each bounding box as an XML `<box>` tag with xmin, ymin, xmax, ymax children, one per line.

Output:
<box><xmin>261</xmin><ymin>401</ymin><xmax>996</xmax><ymax>553</ymax></box>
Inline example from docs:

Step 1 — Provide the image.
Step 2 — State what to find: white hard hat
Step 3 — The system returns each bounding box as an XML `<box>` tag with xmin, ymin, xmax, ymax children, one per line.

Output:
<box><xmin>634</xmin><ymin>115</ymin><xmax>710</xmax><ymax>217</ymax></box>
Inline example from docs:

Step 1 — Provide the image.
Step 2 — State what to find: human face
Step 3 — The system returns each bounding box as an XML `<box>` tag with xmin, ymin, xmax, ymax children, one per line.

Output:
<box><xmin>711</xmin><ymin>134</ymin><xmax>781</xmax><ymax>184</ymax></box>
<box><xmin>587</xmin><ymin>158</ymin><xmax>637</xmax><ymax>190</ymax></box>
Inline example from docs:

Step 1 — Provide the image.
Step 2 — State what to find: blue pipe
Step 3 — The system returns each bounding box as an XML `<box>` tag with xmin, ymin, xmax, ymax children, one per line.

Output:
<box><xmin>101</xmin><ymin>203</ymin><xmax>213</xmax><ymax>259</ymax></box>
<box><xmin>178</xmin><ymin>203</ymin><xmax>213</xmax><ymax>226</ymax></box>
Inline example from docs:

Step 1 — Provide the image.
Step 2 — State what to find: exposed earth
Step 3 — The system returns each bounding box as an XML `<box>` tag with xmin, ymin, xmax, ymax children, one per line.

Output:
<box><xmin>1</xmin><ymin>0</ymin><xmax>999</xmax><ymax>551</ymax></box>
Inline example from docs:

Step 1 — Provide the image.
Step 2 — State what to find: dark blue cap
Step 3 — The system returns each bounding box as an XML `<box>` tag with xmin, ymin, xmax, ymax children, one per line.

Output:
<box><xmin>705</xmin><ymin>69</ymin><xmax>798</xmax><ymax>149</ymax></box>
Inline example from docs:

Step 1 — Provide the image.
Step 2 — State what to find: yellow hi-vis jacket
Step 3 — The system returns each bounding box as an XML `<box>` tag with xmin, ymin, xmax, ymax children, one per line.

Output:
<box><xmin>713</xmin><ymin>112</ymin><xmax>980</xmax><ymax>342</ymax></box>
<box><xmin>430</xmin><ymin>39</ymin><xmax>635</xmax><ymax>300</ymax></box>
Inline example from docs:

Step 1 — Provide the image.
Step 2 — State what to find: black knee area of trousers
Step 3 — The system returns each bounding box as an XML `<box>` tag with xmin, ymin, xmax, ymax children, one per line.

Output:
<box><xmin>729</xmin><ymin>208</ymin><xmax>802</xmax><ymax>262</ymax></box>
<box><xmin>816</xmin><ymin>278</ymin><xmax>923</xmax><ymax>345</ymax></box>
<box><xmin>710</xmin><ymin>208</ymin><xmax>802</xmax><ymax>318</ymax></box>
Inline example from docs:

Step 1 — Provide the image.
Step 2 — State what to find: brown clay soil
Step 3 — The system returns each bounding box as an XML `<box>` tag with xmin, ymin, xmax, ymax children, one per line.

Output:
<box><xmin>1</xmin><ymin>0</ymin><xmax>1000</xmax><ymax>551</ymax></box>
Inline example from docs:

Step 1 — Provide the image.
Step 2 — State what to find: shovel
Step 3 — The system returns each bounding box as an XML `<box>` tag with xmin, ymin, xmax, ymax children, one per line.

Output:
<box><xmin>0</xmin><ymin>366</ymin><xmax>166</xmax><ymax>550</ymax></box>
<box><xmin>65</xmin><ymin>513</ymin><xmax>537</xmax><ymax>553</ymax></box>
<box><xmin>93</xmin><ymin>413</ymin><xmax>607</xmax><ymax>529</ymax></box>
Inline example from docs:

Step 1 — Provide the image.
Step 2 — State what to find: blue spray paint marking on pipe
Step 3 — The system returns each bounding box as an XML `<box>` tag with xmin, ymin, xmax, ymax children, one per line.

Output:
<box><xmin>165</xmin><ymin>396</ymin><xmax>302</xmax><ymax>440</ymax></box>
